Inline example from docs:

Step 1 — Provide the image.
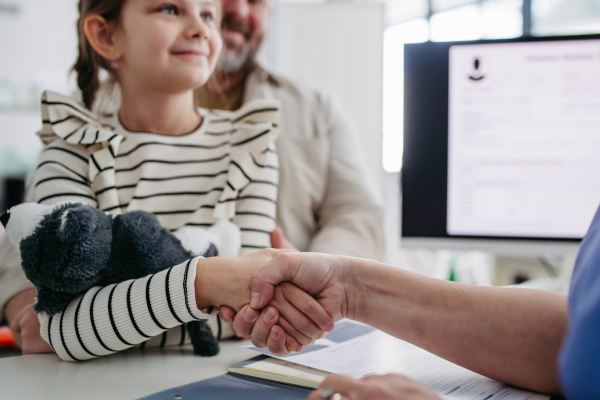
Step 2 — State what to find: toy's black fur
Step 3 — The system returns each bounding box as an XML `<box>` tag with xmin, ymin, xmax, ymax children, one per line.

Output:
<box><xmin>19</xmin><ymin>203</ymin><xmax>219</xmax><ymax>357</ymax></box>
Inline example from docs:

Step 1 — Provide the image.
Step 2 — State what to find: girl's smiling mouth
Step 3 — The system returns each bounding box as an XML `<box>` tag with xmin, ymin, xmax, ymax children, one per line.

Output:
<box><xmin>171</xmin><ymin>49</ymin><xmax>209</xmax><ymax>60</ymax></box>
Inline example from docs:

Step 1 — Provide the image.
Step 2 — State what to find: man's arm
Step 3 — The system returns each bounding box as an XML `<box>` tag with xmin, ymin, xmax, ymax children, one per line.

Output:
<box><xmin>238</xmin><ymin>252</ymin><xmax>567</xmax><ymax>395</ymax></box>
<box><xmin>307</xmin><ymin>94</ymin><xmax>385</xmax><ymax>261</ymax></box>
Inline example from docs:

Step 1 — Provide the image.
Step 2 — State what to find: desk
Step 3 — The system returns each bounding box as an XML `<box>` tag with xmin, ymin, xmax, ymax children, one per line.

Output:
<box><xmin>0</xmin><ymin>342</ymin><xmax>559</xmax><ymax>400</ymax></box>
<box><xmin>0</xmin><ymin>340</ymin><xmax>257</xmax><ymax>400</ymax></box>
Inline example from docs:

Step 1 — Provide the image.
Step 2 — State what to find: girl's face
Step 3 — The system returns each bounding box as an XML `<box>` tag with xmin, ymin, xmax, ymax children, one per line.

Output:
<box><xmin>114</xmin><ymin>0</ymin><xmax>222</xmax><ymax>94</ymax></box>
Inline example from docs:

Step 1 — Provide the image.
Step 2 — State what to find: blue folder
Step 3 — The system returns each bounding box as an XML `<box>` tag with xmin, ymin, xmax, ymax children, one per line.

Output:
<box><xmin>137</xmin><ymin>372</ymin><xmax>312</xmax><ymax>400</ymax></box>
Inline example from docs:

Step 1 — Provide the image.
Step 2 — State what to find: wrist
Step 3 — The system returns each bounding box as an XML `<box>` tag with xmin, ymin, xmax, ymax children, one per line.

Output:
<box><xmin>341</xmin><ymin>257</ymin><xmax>392</xmax><ymax>324</ymax></box>
<box><xmin>339</xmin><ymin>256</ymin><xmax>367</xmax><ymax>322</ymax></box>
<box><xmin>194</xmin><ymin>257</ymin><xmax>217</xmax><ymax>310</ymax></box>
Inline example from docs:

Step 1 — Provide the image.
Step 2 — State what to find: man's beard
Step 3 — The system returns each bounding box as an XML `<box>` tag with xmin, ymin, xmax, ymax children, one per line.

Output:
<box><xmin>218</xmin><ymin>43</ymin><xmax>254</xmax><ymax>74</ymax></box>
<box><xmin>217</xmin><ymin>15</ymin><xmax>263</xmax><ymax>74</ymax></box>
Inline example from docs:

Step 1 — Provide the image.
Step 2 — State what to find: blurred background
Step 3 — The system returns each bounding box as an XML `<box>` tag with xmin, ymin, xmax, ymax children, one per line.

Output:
<box><xmin>0</xmin><ymin>0</ymin><xmax>598</xmax><ymax>288</ymax></box>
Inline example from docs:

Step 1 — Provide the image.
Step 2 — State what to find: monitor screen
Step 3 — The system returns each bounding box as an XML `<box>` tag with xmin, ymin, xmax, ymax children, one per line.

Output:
<box><xmin>402</xmin><ymin>35</ymin><xmax>600</xmax><ymax>248</ymax></box>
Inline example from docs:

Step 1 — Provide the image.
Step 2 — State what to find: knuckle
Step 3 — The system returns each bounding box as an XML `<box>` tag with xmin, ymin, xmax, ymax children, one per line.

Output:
<box><xmin>303</xmin><ymin>299</ymin><xmax>317</xmax><ymax>314</ymax></box>
<box><xmin>297</xmin><ymin>319</ymin><xmax>312</xmax><ymax>333</ymax></box>
<box><xmin>275</xmin><ymin>252</ymin><xmax>292</xmax><ymax>264</ymax></box>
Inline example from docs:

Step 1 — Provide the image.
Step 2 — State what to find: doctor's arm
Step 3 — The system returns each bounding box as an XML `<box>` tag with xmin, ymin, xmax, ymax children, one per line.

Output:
<box><xmin>234</xmin><ymin>252</ymin><xmax>568</xmax><ymax>395</ymax></box>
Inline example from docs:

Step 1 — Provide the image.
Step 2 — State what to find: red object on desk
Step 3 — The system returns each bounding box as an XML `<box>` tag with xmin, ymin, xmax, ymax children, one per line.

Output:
<box><xmin>0</xmin><ymin>326</ymin><xmax>18</xmax><ymax>348</ymax></box>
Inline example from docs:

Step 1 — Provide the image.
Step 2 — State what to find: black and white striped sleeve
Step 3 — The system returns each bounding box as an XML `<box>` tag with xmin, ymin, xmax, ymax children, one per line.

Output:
<box><xmin>38</xmin><ymin>256</ymin><xmax>208</xmax><ymax>361</ymax></box>
<box><xmin>33</xmin><ymin>139</ymin><xmax>97</xmax><ymax>207</ymax></box>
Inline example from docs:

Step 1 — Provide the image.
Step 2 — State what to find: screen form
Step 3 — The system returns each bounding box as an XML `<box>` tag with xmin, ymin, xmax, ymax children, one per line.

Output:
<box><xmin>447</xmin><ymin>40</ymin><xmax>600</xmax><ymax>239</ymax></box>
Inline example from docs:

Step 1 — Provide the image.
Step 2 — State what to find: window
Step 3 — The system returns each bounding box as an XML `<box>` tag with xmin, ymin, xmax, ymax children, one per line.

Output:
<box><xmin>382</xmin><ymin>19</ymin><xmax>429</xmax><ymax>173</ymax></box>
<box><xmin>533</xmin><ymin>0</ymin><xmax>600</xmax><ymax>35</ymax></box>
<box><xmin>382</xmin><ymin>0</ymin><xmax>523</xmax><ymax>172</ymax></box>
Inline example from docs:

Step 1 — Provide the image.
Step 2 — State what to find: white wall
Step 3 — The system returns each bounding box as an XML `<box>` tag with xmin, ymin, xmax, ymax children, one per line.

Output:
<box><xmin>0</xmin><ymin>0</ymin><xmax>78</xmax><ymax>106</ymax></box>
<box><xmin>267</xmin><ymin>1</ymin><xmax>385</xmax><ymax>196</ymax></box>
<box><xmin>0</xmin><ymin>0</ymin><xmax>79</xmax><ymax>173</ymax></box>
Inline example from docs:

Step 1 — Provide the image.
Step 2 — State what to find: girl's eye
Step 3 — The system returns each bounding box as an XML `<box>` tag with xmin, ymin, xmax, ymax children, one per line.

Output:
<box><xmin>159</xmin><ymin>5</ymin><xmax>178</xmax><ymax>15</ymax></box>
<box><xmin>201</xmin><ymin>12</ymin><xmax>213</xmax><ymax>22</ymax></box>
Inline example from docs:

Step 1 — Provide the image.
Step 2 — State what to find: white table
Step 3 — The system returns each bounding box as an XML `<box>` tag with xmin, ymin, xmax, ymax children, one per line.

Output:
<box><xmin>0</xmin><ymin>340</ymin><xmax>258</xmax><ymax>400</ymax></box>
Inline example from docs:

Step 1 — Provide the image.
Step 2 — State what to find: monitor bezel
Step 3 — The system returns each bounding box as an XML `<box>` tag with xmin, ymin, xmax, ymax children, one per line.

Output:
<box><xmin>401</xmin><ymin>33</ymin><xmax>600</xmax><ymax>249</ymax></box>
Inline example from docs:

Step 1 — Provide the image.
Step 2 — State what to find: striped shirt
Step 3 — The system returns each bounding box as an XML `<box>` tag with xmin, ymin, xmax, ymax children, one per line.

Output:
<box><xmin>34</xmin><ymin>91</ymin><xmax>279</xmax><ymax>361</ymax></box>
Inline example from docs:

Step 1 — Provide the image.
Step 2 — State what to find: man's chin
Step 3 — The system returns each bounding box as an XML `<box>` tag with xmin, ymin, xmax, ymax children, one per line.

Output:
<box><xmin>217</xmin><ymin>46</ymin><xmax>253</xmax><ymax>75</ymax></box>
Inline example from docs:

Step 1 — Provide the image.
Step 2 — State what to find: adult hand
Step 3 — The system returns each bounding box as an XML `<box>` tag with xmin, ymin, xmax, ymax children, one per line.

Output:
<box><xmin>270</xmin><ymin>228</ymin><xmax>298</xmax><ymax>251</ymax></box>
<box><xmin>5</xmin><ymin>288</ymin><xmax>53</xmax><ymax>354</ymax></box>
<box><xmin>217</xmin><ymin>252</ymin><xmax>334</xmax><ymax>353</ymax></box>
<box><xmin>229</xmin><ymin>252</ymin><xmax>350</xmax><ymax>354</ymax></box>
<box><xmin>307</xmin><ymin>374</ymin><xmax>441</xmax><ymax>400</ymax></box>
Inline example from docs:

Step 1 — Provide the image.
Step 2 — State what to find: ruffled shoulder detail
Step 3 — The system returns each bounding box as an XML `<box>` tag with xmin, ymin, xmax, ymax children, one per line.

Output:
<box><xmin>208</xmin><ymin>99</ymin><xmax>280</xmax><ymax>220</ymax></box>
<box><xmin>38</xmin><ymin>91</ymin><xmax>124</xmax><ymax>214</ymax></box>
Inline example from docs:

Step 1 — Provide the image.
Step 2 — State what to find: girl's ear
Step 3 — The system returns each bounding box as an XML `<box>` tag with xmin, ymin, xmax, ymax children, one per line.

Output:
<box><xmin>83</xmin><ymin>14</ymin><xmax>121</xmax><ymax>62</ymax></box>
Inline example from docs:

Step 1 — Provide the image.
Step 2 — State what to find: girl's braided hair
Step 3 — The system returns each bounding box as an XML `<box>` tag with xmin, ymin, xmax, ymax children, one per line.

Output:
<box><xmin>73</xmin><ymin>0</ymin><xmax>125</xmax><ymax>110</ymax></box>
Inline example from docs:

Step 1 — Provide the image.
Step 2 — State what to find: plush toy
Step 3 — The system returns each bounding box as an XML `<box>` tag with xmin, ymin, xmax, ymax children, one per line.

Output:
<box><xmin>0</xmin><ymin>202</ymin><xmax>241</xmax><ymax>357</ymax></box>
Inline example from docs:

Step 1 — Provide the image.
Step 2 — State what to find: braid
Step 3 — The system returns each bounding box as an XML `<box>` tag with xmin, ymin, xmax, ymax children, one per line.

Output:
<box><xmin>74</xmin><ymin>41</ymin><xmax>100</xmax><ymax>110</ymax></box>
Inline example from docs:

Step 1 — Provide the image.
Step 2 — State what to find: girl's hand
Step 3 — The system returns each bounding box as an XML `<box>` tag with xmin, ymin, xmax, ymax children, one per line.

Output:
<box><xmin>307</xmin><ymin>374</ymin><xmax>441</xmax><ymax>400</ymax></box>
<box><xmin>5</xmin><ymin>288</ymin><xmax>53</xmax><ymax>355</ymax></box>
<box><xmin>194</xmin><ymin>249</ymin><xmax>295</xmax><ymax>312</ymax></box>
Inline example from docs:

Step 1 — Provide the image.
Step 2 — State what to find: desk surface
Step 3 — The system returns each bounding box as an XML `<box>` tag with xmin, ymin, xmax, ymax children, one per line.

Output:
<box><xmin>0</xmin><ymin>340</ymin><xmax>257</xmax><ymax>400</ymax></box>
<box><xmin>0</xmin><ymin>341</ymin><xmax>557</xmax><ymax>400</ymax></box>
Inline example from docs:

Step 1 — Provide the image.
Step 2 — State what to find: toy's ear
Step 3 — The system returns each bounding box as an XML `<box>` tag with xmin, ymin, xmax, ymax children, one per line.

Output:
<box><xmin>57</xmin><ymin>205</ymin><xmax>99</xmax><ymax>242</ymax></box>
<box><xmin>3</xmin><ymin>202</ymin><xmax>55</xmax><ymax>251</ymax></box>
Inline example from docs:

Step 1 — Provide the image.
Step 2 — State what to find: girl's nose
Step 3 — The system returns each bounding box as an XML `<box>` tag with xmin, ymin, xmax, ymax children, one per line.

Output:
<box><xmin>185</xmin><ymin>15</ymin><xmax>209</xmax><ymax>40</ymax></box>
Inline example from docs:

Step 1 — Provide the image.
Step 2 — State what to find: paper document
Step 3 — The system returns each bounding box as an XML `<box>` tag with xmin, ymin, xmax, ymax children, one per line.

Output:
<box><xmin>245</xmin><ymin>321</ymin><xmax>545</xmax><ymax>400</ymax></box>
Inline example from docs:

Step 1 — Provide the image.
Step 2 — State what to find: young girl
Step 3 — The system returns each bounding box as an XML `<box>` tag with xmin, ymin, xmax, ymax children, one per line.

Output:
<box><xmin>30</xmin><ymin>0</ymin><xmax>330</xmax><ymax>361</ymax></box>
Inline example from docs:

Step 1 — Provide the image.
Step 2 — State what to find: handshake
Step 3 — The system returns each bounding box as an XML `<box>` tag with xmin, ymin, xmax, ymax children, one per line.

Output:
<box><xmin>194</xmin><ymin>248</ymin><xmax>349</xmax><ymax>356</ymax></box>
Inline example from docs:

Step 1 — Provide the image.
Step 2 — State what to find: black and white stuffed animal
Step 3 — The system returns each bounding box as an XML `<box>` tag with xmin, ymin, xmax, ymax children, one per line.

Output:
<box><xmin>0</xmin><ymin>202</ymin><xmax>241</xmax><ymax>357</ymax></box>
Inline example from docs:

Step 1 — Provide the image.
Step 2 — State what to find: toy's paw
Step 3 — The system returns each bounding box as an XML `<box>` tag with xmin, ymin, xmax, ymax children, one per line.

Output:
<box><xmin>173</xmin><ymin>227</ymin><xmax>213</xmax><ymax>257</ymax></box>
<box><xmin>187</xmin><ymin>321</ymin><xmax>220</xmax><ymax>357</ymax></box>
<box><xmin>34</xmin><ymin>287</ymin><xmax>78</xmax><ymax>315</ymax></box>
<box><xmin>173</xmin><ymin>220</ymin><xmax>241</xmax><ymax>258</ymax></box>
<box><xmin>208</xmin><ymin>220</ymin><xmax>241</xmax><ymax>257</ymax></box>
<box><xmin>202</xmin><ymin>243</ymin><xmax>218</xmax><ymax>258</ymax></box>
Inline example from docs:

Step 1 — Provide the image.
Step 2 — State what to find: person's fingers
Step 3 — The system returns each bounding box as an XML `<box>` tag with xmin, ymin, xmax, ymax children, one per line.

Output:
<box><xmin>250</xmin><ymin>252</ymin><xmax>299</xmax><ymax>309</ymax></box>
<box><xmin>218</xmin><ymin>306</ymin><xmax>235</xmax><ymax>323</ymax></box>
<box><xmin>277</xmin><ymin>314</ymin><xmax>316</xmax><ymax>346</ymax></box>
<box><xmin>16</xmin><ymin>308</ymin><xmax>52</xmax><ymax>354</ymax></box>
<box><xmin>9</xmin><ymin>308</ymin><xmax>25</xmax><ymax>335</ymax></box>
<box><xmin>249</xmin><ymin>306</ymin><xmax>280</xmax><ymax>348</ymax></box>
<box><xmin>265</xmin><ymin>325</ymin><xmax>291</xmax><ymax>355</ymax></box>
<box><xmin>8</xmin><ymin>307</ymin><xmax>27</xmax><ymax>350</ymax></box>
<box><xmin>284</xmin><ymin>330</ymin><xmax>303</xmax><ymax>353</ymax></box>
<box><xmin>270</xmin><ymin>228</ymin><xmax>285</xmax><ymax>249</ymax></box>
<box><xmin>20</xmin><ymin>329</ymin><xmax>53</xmax><ymax>354</ymax></box>
<box><xmin>319</xmin><ymin>374</ymin><xmax>361</xmax><ymax>396</ymax></box>
<box><xmin>279</xmin><ymin>282</ymin><xmax>334</xmax><ymax>333</ymax></box>
<box><xmin>270</xmin><ymin>228</ymin><xmax>298</xmax><ymax>251</ymax></box>
<box><xmin>306</xmin><ymin>389</ymin><xmax>344</xmax><ymax>400</ymax></box>
<box><xmin>231</xmin><ymin>305</ymin><xmax>259</xmax><ymax>338</ymax></box>
<box><xmin>319</xmin><ymin>374</ymin><xmax>365</xmax><ymax>396</ymax></box>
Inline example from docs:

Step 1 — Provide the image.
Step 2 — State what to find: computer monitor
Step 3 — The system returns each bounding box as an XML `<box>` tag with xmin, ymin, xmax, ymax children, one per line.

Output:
<box><xmin>401</xmin><ymin>34</ymin><xmax>600</xmax><ymax>255</ymax></box>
